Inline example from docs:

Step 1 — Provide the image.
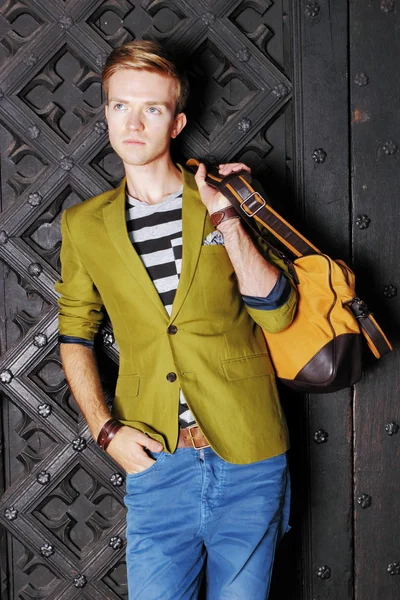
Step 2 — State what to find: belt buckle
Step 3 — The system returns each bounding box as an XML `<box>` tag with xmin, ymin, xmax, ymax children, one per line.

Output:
<box><xmin>240</xmin><ymin>191</ymin><xmax>266</xmax><ymax>217</ymax></box>
<box><xmin>187</xmin><ymin>425</ymin><xmax>209</xmax><ymax>450</ymax></box>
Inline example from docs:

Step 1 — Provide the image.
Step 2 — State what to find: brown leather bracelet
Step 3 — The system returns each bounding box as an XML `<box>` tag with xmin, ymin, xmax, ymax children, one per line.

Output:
<box><xmin>210</xmin><ymin>205</ymin><xmax>240</xmax><ymax>227</ymax></box>
<box><xmin>97</xmin><ymin>418</ymin><xmax>123</xmax><ymax>451</ymax></box>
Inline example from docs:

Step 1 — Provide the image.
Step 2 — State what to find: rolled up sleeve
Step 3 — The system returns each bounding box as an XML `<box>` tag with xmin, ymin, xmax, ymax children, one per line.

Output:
<box><xmin>55</xmin><ymin>210</ymin><xmax>104</xmax><ymax>342</ymax></box>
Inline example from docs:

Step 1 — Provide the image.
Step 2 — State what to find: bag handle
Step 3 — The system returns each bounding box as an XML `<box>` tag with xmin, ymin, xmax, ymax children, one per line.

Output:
<box><xmin>186</xmin><ymin>158</ymin><xmax>393</xmax><ymax>359</ymax></box>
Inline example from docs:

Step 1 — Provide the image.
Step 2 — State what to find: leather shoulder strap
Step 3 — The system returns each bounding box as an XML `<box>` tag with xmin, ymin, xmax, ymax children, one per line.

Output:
<box><xmin>186</xmin><ymin>158</ymin><xmax>319</xmax><ymax>257</ymax></box>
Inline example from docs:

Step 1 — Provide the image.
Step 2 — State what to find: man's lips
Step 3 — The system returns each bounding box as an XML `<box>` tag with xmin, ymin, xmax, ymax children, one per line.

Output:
<box><xmin>123</xmin><ymin>139</ymin><xmax>145</xmax><ymax>145</ymax></box>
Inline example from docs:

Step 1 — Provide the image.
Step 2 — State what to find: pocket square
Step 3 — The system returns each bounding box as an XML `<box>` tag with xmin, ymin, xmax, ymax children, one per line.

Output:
<box><xmin>203</xmin><ymin>230</ymin><xmax>225</xmax><ymax>245</ymax></box>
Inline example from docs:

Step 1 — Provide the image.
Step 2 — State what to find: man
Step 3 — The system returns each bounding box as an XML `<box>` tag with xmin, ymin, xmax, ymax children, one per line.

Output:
<box><xmin>56</xmin><ymin>40</ymin><xmax>298</xmax><ymax>599</ymax></box>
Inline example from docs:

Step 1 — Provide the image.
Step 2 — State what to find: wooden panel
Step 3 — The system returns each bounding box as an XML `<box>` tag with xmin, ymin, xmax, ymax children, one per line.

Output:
<box><xmin>350</xmin><ymin>2</ymin><xmax>400</xmax><ymax>599</ymax></box>
<box><xmin>291</xmin><ymin>2</ymin><xmax>354</xmax><ymax>599</ymax></box>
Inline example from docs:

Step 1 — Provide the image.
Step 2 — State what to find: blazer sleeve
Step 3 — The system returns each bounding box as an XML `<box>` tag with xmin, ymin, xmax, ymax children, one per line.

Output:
<box><xmin>55</xmin><ymin>209</ymin><xmax>104</xmax><ymax>342</ymax></box>
<box><xmin>241</xmin><ymin>179</ymin><xmax>298</xmax><ymax>334</ymax></box>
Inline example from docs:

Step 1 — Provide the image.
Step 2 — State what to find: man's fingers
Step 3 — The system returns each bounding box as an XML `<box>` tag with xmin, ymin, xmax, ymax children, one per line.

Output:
<box><xmin>136</xmin><ymin>431</ymin><xmax>163</xmax><ymax>453</ymax></box>
<box><xmin>219</xmin><ymin>162</ymin><xmax>251</xmax><ymax>175</ymax></box>
<box><xmin>194</xmin><ymin>162</ymin><xmax>207</xmax><ymax>189</ymax></box>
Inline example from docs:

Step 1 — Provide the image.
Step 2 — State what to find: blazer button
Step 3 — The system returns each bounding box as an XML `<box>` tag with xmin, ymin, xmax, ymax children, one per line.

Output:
<box><xmin>166</xmin><ymin>372</ymin><xmax>177</xmax><ymax>382</ymax></box>
<box><xmin>167</xmin><ymin>325</ymin><xmax>178</xmax><ymax>335</ymax></box>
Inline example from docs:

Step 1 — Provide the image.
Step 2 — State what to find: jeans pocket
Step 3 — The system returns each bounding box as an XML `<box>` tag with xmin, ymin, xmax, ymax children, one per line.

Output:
<box><xmin>126</xmin><ymin>451</ymin><xmax>166</xmax><ymax>481</ymax></box>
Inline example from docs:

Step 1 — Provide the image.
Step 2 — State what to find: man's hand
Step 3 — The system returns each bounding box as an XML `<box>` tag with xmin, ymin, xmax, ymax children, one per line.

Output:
<box><xmin>194</xmin><ymin>162</ymin><xmax>251</xmax><ymax>215</ymax></box>
<box><xmin>106</xmin><ymin>425</ymin><xmax>164</xmax><ymax>474</ymax></box>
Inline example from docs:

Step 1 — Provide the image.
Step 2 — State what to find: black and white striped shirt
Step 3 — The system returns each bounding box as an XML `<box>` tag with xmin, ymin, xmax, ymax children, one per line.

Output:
<box><xmin>126</xmin><ymin>188</ymin><xmax>196</xmax><ymax>428</ymax></box>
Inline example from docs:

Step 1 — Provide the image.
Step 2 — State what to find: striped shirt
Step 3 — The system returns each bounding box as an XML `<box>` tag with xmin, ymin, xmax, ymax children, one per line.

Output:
<box><xmin>126</xmin><ymin>187</ymin><xmax>196</xmax><ymax>428</ymax></box>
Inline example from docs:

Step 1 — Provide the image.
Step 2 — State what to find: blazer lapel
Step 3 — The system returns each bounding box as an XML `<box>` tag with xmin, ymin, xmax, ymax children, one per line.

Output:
<box><xmin>170</xmin><ymin>166</ymin><xmax>208</xmax><ymax>321</ymax></box>
<box><xmin>102</xmin><ymin>178</ymin><xmax>168</xmax><ymax>319</ymax></box>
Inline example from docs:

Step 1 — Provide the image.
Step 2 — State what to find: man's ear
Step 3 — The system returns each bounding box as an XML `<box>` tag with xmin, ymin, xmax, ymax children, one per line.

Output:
<box><xmin>171</xmin><ymin>112</ymin><xmax>187</xmax><ymax>139</ymax></box>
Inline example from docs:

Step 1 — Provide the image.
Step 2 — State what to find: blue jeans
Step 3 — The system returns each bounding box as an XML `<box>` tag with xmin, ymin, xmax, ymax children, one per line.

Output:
<box><xmin>124</xmin><ymin>447</ymin><xmax>291</xmax><ymax>600</ymax></box>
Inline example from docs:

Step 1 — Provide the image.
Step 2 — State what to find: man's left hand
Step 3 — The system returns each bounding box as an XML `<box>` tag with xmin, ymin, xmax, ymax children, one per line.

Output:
<box><xmin>195</xmin><ymin>162</ymin><xmax>251</xmax><ymax>215</ymax></box>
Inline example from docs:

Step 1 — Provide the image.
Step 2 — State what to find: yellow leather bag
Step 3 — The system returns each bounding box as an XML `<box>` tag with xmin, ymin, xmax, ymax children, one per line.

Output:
<box><xmin>187</xmin><ymin>159</ymin><xmax>392</xmax><ymax>393</ymax></box>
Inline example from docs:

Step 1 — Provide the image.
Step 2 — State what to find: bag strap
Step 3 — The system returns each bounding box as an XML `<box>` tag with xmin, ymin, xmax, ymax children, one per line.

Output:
<box><xmin>186</xmin><ymin>158</ymin><xmax>392</xmax><ymax>358</ymax></box>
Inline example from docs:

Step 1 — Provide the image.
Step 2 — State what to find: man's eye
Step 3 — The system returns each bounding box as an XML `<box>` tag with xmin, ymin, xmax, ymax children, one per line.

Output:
<box><xmin>147</xmin><ymin>107</ymin><xmax>160</xmax><ymax>114</ymax></box>
<box><xmin>114</xmin><ymin>103</ymin><xmax>125</xmax><ymax>110</ymax></box>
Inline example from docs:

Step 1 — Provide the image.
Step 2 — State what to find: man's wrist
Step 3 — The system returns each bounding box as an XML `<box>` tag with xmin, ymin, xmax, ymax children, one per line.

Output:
<box><xmin>97</xmin><ymin>418</ymin><xmax>123</xmax><ymax>451</ymax></box>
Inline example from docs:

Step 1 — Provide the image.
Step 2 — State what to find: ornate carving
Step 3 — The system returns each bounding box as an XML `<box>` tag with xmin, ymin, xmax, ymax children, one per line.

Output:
<box><xmin>273</xmin><ymin>83</ymin><xmax>289</xmax><ymax>98</ymax></box>
<box><xmin>229</xmin><ymin>1</ymin><xmax>274</xmax><ymax>57</ymax></box>
<box><xmin>24</xmin><ymin>54</ymin><xmax>37</xmax><ymax>67</ymax></box>
<box><xmin>109</xmin><ymin>536</ymin><xmax>124</xmax><ymax>550</ymax></box>
<box><xmin>0</xmin><ymin>369</ymin><xmax>13</xmax><ymax>384</ymax></box>
<box><xmin>354</xmin><ymin>72</ymin><xmax>369</xmax><ymax>87</ymax></box>
<box><xmin>28</xmin><ymin>262</ymin><xmax>43</xmax><ymax>276</ymax></box>
<box><xmin>385</xmin><ymin>421</ymin><xmax>399</xmax><ymax>436</ymax></box>
<box><xmin>4</xmin><ymin>507</ymin><xmax>18</xmax><ymax>521</ymax></box>
<box><xmin>90</xmin><ymin>145</ymin><xmax>124</xmax><ymax>186</ymax></box>
<box><xmin>382</xmin><ymin>141</ymin><xmax>397</xmax><ymax>155</ymax></box>
<box><xmin>0</xmin><ymin>230</ymin><xmax>9</xmax><ymax>244</ymax></box>
<box><xmin>356</xmin><ymin>215</ymin><xmax>371</xmax><ymax>230</ymax></box>
<box><xmin>383</xmin><ymin>285</ymin><xmax>397</xmax><ymax>299</ymax></box>
<box><xmin>72</xmin><ymin>437</ymin><xmax>87</xmax><ymax>452</ymax></box>
<box><xmin>28</xmin><ymin>192</ymin><xmax>43</xmax><ymax>207</ymax></box>
<box><xmin>59</xmin><ymin>156</ymin><xmax>74</xmax><ymax>171</ymax></box>
<box><xmin>381</xmin><ymin>0</ymin><xmax>395</xmax><ymax>12</ymax></box>
<box><xmin>33</xmin><ymin>333</ymin><xmax>48</xmax><ymax>348</ymax></box>
<box><xmin>4</xmin><ymin>131</ymin><xmax>48</xmax><ymax>198</ymax></box>
<box><xmin>305</xmin><ymin>2</ymin><xmax>321</xmax><ymax>18</ymax></box>
<box><xmin>19</xmin><ymin>47</ymin><xmax>103</xmax><ymax>144</ymax></box>
<box><xmin>202</xmin><ymin>12</ymin><xmax>216</xmax><ymax>26</ymax></box>
<box><xmin>37</xmin><ymin>470</ymin><xmax>51</xmax><ymax>485</ymax></box>
<box><xmin>40</xmin><ymin>542</ymin><xmax>55</xmax><ymax>557</ymax></box>
<box><xmin>238</xmin><ymin>118</ymin><xmax>252</xmax><ymax>133</ymax></box>
<box><xmin>110</xmin><ymin>473</ymin><xmax>124</xmax><ymax>487</ymax></box>
<box><xmin>312</xmin><ymin>148</ymin><xmax>327</xmax><ymax>163</ymax></box>
<box><xmin>59</xmin><ymin>15</ymin><xmax>74</xmax><ymax>30</ymax></box>
<box><xmin>38</xmin><ymin>403</ymin><xmax>52</xmax><ymax>418</ymax></box>
<box><xmin>0</xmin><ymin>88</ymin><xmax>4</xmax><ymax>100</ymax></box>
<box><xmin>73</xmin><ymin>574</ymin><xmax>87</xmax><ymax>588</ymax></box>
<box><xmin>94</xmin><ymin>120</ymin><xmax>108</xmax><ymax>135</ymax></box>
<box><xmin>88</xmin><ymin>2</ymin><xmax>186</xmax><ymax>49</ymax></box>
<box><xmin>27</xmin><ymin>125</ymin><xmax>41</xmax><ymax>139</ymax></box>
<box><xmin>316</xmin><ymin>565</ymin><xmax>331</xmax><ymax>579</ymax></box>
<box><xmin>357</xmin><ymin>493</ymin><xmax>372</xmax><ymax>509</ymax></box>
<box><xmin>32</xmin><ymin>464</ymin><xmax>126</xmax><ymax>558</ymax></box>
<box><xmin>236</xmin><ymin>47</ymin><xmax>250</xmax><ymax>62</ymax></box>
<box><xmin>0</xmin><ymin>2</ymin><xmax>44</xmax><ymax>65</ymax></box>
<box><xmin>313</xmin><ymin>429</ymin><xmax>329</xmax><ymax>444</ymax></box>
<box><xmin>387</xmin><ymin>562</ymin><xmax>400</xmax><ymax>575</ymax></box>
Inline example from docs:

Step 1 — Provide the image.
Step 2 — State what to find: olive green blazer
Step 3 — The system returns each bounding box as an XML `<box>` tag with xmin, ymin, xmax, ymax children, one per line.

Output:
<box><xmin>55</xmin><ymin>166</ymin><xmax>297</xmax><ymax>463</ymax></box>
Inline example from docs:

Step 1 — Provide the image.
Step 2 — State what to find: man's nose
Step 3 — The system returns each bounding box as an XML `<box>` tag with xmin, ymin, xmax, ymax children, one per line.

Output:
<box><xmin>127</xmin><ymin>112</ymin><xmax>144</xmax><ymax>131</ymax></box>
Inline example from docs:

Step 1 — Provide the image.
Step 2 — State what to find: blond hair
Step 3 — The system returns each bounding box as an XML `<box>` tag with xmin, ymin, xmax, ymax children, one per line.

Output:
<box><xmin>102</xmin><ymin>40</ymin><xmax>189</xmax><ymax>114</ymax></box>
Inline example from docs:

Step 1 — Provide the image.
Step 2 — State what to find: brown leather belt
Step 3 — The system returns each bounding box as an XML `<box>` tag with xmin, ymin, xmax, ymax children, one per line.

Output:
<box><xmin>177</xmin><ymin>425</ymin><xmax>210</xmax><ymax>450</ymax></box>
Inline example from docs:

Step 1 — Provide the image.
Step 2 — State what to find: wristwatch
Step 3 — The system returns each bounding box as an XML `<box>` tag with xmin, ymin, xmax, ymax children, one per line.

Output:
<box><xmin>210</xmin><ymin>205</ymin><xmax>240</xmax><ymax>228</ymax></box>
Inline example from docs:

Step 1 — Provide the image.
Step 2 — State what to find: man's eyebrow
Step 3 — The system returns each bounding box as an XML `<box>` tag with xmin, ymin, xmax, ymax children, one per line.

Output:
<box><xmin>108</xmin><ymin>98</ymin><xmax>170</xmax><ymax>106</ymax></box>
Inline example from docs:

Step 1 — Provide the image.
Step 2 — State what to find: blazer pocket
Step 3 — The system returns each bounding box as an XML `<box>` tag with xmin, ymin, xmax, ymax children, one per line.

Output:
<box><xmin>221</xmin><ymin>353</ymin><xmax>275</xmax><ymax>381</ymax></box>
<box><xmin>115</xmin><ymin>374</ymin><xmax>140</xmax><ymax>398</ymax></box>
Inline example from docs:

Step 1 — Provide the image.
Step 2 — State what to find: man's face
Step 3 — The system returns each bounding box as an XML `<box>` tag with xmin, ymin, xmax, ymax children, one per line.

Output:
<box><xmin>105</xmin><ymin>69</ymin><xmax>186</xmax><ymax>168</ymax></box>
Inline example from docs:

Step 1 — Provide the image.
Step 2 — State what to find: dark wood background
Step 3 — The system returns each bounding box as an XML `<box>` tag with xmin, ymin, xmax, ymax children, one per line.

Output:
<box><xmin>0</xmin><ymin>1</ymin><xmax>399</xmax><ymax>598</ymax></box>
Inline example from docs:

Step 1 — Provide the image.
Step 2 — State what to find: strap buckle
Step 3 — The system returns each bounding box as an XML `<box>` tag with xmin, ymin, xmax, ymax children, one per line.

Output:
<box><xmin>240</xmin><ymin>191</ymin><xmax>266</xmax><ymax>217</ymax></box>
<box><xmin>187</xmin><ymin>425</ymin><xmax>210</xmax><ymax>450</ymax></box>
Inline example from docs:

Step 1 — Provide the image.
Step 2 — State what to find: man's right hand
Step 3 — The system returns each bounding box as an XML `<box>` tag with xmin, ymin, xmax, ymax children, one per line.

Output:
<box><xmin>105</xmin><ymin>425</ymin><xmax>164</xmax><ymax>474</ymax></box>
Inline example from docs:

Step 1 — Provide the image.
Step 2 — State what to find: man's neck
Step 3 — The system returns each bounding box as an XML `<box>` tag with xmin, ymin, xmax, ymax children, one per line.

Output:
<box><xmin>124</xmin><ymin>157</ymin><xmax>183</xmax><ymax>205</ymax></box>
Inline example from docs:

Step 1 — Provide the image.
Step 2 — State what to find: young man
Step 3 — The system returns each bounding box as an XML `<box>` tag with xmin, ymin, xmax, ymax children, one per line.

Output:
<box><xmin>56</xmin><ymin>40</ymin><xmax>298</xmax><ymax>599</ymax></box>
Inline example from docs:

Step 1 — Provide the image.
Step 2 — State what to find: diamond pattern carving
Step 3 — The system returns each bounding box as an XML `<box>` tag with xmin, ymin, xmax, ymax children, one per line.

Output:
<box><xmin>0</xmin><ymin>1</ymin><xmax>299</xmax><ymax>598</ymax></box>
<box><xmin>186</xmin><ymin>39</ymin><xmax>257</xmax><ymax>141</ymax></box>
<box><xmin>19</xmin><ymin>45</ymin><xmax>103</xmax><ymax>143</ymax></box>
<box><xmin>32</xmin><ymin>464</ymin><xmax>126</xmax><ymax>559</ymax></box>
<box><xmin>88</xmin><ymin>0</ymin><xmax>188</xmax><ymax>47</ymax></box>
<box><xmin>0</xmin><ymin>0</ymin><xmax>45</xmax><ymax>67</ymax></box>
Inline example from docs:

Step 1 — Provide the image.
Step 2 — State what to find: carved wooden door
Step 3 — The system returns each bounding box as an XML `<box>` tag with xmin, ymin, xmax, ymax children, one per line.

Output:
<box><xmin>0</xmin><ymin>1</ymin><xmax>399</xmax><ymax>599</ymax></box>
